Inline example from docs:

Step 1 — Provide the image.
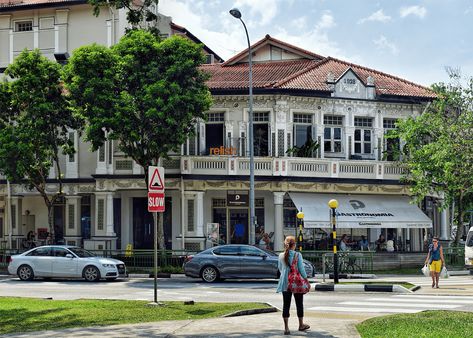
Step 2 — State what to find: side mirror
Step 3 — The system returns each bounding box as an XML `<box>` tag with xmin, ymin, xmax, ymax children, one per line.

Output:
<box><xmin>261</xmin><ymin>254</ymin><xmax>267</xmax><ymax>260</ymax></box>
<box><xmin>66</xmin><ymin>254</ymin><xmax>74</xmax><ymax>259</ymax></box>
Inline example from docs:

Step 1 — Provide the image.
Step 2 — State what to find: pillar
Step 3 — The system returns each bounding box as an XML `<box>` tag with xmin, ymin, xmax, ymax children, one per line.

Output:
<box><xmin>195</xmin><ymin>192</ymin><xmax>204</xmax><ymax>237</ymax></box>
<box><xmin>106</xmin><ymin>192</ymin><xmax>115</xmax><ymax>237</ymax></box>
<box><xmin>273</xmin><ymin>192</ymin><xmax>285</xmax><ymax>251</ymax></box>
<box><xmin>440</xmin><ymin>208</ymin><xmax>448</xmax><ymax>240</ymax></box>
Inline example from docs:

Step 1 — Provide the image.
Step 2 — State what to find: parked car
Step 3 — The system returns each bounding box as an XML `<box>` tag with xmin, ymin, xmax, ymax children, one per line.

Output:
<box><xmin>8</xmin><ymin>245</ymin><xmax>127</xmax><ymax>282</ymax></box>
<box><xmin>183</xmin><ymin>244</ymin><xmax>315</xmax><ymax>283</ymax></box>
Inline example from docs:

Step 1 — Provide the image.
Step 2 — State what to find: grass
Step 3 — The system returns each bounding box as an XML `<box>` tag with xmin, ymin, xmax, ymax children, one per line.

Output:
<box><xmin>339</xmin><ymin>281</ymin><xmax>415</xmax><ymax>289</ymax></box>
<box><xmin>357</xmin><ymin>310</ymin><xmax>473</xmax><ymax>338</ymax></box>
<box><xmin>0</xmin><ymin>297</ymin><xmax>270</xmax><ymax>335</ymax></box>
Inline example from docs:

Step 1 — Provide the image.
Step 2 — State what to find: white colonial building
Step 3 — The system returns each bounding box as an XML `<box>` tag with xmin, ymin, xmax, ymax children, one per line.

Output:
<box><xmin>0</xmin><ymin>1</ymin><xmax>449</xmax><ymax>253</ymax></box>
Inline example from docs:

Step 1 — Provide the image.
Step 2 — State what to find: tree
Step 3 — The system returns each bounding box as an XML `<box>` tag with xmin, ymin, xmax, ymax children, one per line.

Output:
<box><xmin>0</xmin><ymin>50</ymin><xmax>79</xmax><ymax>243</ymax></box>
<box><xmin>387</xmin><ymin>75</ymin><xmax>473</xmax><ymax>244</ymax></box>
<box><xmin>87</xmin><ymin>0</ymin><xmax>160</xmax><ymax>32</ymax></box>
<box><xmin>64</xmin><ymin>30</ymin><xmax>212</xmax><ymax>248</ymax></box>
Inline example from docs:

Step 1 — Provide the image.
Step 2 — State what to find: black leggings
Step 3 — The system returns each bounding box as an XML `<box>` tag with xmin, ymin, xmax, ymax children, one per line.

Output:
<box><xmin>282</xmin><ymin>291</ymin><xmax>304</xmax><ymax>318</ymax></box>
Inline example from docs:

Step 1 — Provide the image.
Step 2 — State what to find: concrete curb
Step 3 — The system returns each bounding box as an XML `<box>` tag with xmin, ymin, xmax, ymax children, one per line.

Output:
<box><xmin>312</xmin><ymin>283</ymin><xmax>412</xmax><ymax>293</ymax></box>
<box><xmin>222</xmin><ymin>303</ymin><xmax>278</xmax><ymax>317</ymax></box>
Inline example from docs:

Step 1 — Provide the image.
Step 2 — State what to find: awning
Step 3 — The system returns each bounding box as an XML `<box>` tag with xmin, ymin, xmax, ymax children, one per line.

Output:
<box><xmin>289</xmin><ymin>193</ymin><xmax>432</xmax><ymax>229</ymax></box>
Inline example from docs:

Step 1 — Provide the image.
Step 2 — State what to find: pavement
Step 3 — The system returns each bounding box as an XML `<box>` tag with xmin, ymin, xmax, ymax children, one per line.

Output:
<box><xmin>4</xmin><ymin>311</ymin><xmax>362</xmax><ymax>338</ymax></box>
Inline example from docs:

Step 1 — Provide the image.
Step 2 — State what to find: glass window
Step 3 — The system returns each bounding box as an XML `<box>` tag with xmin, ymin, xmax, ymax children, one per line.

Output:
<box><xmin>241</xmin><ymin>246</ymin><xmax>264</xmax><ymax>256</ymax></box>
<box><xmin>324</xmin><ymin>115</ymin><xmax>343</xmax><ymax>154</ymax></box>
<box><xmin>69</xmin><ymin>247</ymin><xmax>95</xmax><ymax>257</ymax></box>
<box><xmin>213</xmin><ymin>246</ymin><xmax>240</xmax><ymax>256</ymax></box>
<box><xmin>293</xmin><ymin>114</ymin><xmax>312</xmax><ymax>124</ymax></box>
<box><xmin>253</xmin><ymin>123</ymin><xmax>269</xmax><ymax>156</ymax></box>
<box><xmin>27</xmin><ymin>247</ymin><xmax>52</xmax><ymax>257</ymax></box>
<box><xmin>15</xmin><ymin>21</ymin><xmax>33</xmax><ymax>32</ymax></box>
<box><xmin>283</xmin><ymin>198</ymin><xmax>297</xmax><ymax>228</ymax></box>
<box><xmin>53</xmin><ymin>247</ymin><xmax>70</xmax><ymax>257</ymax></box>
<box><xmin>354</xmin><ymin>117</ymin><xmax>373</xmax><ymax>155</ymax></box>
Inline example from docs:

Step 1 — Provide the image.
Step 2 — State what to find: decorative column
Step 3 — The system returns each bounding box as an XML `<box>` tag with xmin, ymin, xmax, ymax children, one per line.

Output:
<box><xmin>440</xmin><ymin>208</ymin><xmax>449</xmax><ymax>240</ymax></box>
<box><xmin>64</xmin><ymin>196</ymin><xmax>81</xmax><ymax>245</ymax></box>
<box><xmin>106</xmin><ymin>192</ymin><xmax>115</xmax><ymax>237</ymax></box>
<box><xmin>195</xmin><ymin>192</ymin><xmax>204</xmax><ymax>237</ymax></box>
<box><xmin>273</xmin><ymin>192</ymin><xmax>285</xmax><ymax>251</ymax></box>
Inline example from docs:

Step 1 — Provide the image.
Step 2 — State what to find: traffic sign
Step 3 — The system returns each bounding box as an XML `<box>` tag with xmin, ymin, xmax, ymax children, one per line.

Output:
<box><xmin>148</xmin><ymin>192</ymin><xmax>165</xmax><ymax>212</ymax></box>
<box><xmin>148</xmin><ymin>166</ymin><xmax>165</xmax><ymax>212</ymax></box>
<box><xmin>148</xmin><ymin>166</ymin><xmax>164</xmax><ymax>191</ymax></box>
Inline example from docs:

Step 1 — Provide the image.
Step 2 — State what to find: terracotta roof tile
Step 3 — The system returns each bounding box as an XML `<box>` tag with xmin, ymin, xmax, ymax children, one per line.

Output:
<box><xmin>203</xmin><ymin>59</ymin><xmax>317</xmax><ymax>90</ymax></box>
<box><xmin>0</xmin><ymin>0</ymin><xmax>84</xmax><ymax>9</ymax></box>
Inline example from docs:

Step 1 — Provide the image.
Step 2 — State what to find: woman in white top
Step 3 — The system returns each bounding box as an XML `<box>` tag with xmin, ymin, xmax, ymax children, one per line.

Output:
<box><xmin>276</xmin><ymin>236</ymin><xmax>310</xmax><ymax>335</ymax></box>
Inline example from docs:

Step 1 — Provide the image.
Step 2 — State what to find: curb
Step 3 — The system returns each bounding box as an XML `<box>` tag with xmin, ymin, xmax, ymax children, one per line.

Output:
<box><xmin>312</xmin><ymin>283</ymin><xmax>412</xmax><ymax>293</ymax></box>
<box><xmin>223</xmin><ymin>303</ymin><xmax>278</xmax><ymax>317</ymax></box>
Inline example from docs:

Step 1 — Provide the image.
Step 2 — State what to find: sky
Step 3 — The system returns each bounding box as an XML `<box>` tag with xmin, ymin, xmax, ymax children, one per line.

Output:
<box><xmin>158</xmin><ymin>0</ymin><xmax>473</xmax><ymax>87</ymax></box>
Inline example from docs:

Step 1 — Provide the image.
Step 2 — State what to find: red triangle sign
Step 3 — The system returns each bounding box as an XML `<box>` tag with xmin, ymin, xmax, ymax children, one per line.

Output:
<box><xmin>149</xmin><ymin>167</ymin><xmax>164</xmax><ymax>191</ymax></box>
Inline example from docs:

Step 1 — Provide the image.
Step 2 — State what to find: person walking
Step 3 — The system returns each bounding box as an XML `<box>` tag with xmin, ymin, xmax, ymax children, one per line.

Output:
<box><xmin>424</xmin><ymin>236</ymin><xmax>445</xmax><ymax>288</ymax></box>
<box><xmin>276</xmin><ymin>236</ymin><xmax>310</xmax><ymax>335</ymax></box>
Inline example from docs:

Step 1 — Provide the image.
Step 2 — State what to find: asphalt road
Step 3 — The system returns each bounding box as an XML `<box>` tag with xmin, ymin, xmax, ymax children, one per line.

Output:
<box><xmin>2</xmin><ymin>274</ymin><xmax>473</xmax><ymax>318</ymax></box>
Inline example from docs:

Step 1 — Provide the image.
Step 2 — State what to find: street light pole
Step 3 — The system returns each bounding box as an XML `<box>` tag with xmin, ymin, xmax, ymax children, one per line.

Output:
<box><xmin>328</xmin><ymin>199</ymin><xmax>339</xmax><ymax>284</ymax></box>
<box><xmin>230</xmin><ymin>8</ymin><xmax>255</xmax><ymax>245</ymax></box>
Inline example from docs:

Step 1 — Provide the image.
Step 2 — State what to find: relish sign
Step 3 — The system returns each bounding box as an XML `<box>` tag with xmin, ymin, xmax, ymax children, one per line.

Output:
<box><xmin>148</xmin><ymin>166</ymin><xmax>165</xmax><ymax>212</ymax></box>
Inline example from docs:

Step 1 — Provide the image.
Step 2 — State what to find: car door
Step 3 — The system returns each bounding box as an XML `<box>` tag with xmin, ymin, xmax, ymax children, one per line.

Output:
<box><xmin>25</xmin><ymin>247</ymin><xmax>53</xmax><ymax>277</ymax></box>
<box><xmin>240</xmin><ymin>246</ymin><xmax>276</xmax><ymax>278</ymax></box>
<box><xmin>213</xmin><ymin>245</ymin><xmax>241</xmax><ymax>278</ymax></box>
<box><xmin>51</xmin><ymin>247</ymin><xmax>79</xmax><ymax>277</ymax></box>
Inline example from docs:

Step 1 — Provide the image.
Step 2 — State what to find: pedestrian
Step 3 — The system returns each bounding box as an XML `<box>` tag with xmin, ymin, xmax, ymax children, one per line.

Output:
<box><xmin>276</xmin><ymin>236</ymin><xmax>310</xmax><ymax>335</ymax></box>
<box><xmin>340</xmin><ymin>234</ymin><xmax>349</xmax><ymax>251</ymax></box>
<box><xmin>358</xmin><ymin>235</ymin><xmax>369</xmax><ymax>251</ymax></box>
<box><xmin>259</xmin><ymin>233</ymin><xmax>271</xmax><ymax>250</ymax></box>
<box><xmin>424</xmin><ymin>236</ymin><xmax>445</xmax><ymax>288</ymax></box>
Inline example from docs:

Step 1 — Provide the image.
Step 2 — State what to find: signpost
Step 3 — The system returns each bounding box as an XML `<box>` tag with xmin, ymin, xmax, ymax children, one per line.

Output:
<box><xmin>148</xmin><ymin>166</ymin><xmax>165</xmax><ymax>305</ymax></box>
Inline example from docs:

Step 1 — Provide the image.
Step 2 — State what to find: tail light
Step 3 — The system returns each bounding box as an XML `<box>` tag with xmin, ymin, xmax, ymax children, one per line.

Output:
<box><xmin>184</xmin><ymin>255</ymin><xmax>194</xmax><ymax>264</ymax></box>
<box><xmin>7</xmin><ymin>256</ymin><xmax>12</xmax><ymax>264</ymax></box>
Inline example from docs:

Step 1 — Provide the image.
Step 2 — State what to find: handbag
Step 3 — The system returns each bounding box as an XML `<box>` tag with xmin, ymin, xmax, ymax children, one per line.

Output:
<box><xmin>421</xmin><ymin>264</ymin><xmax>430</xmax><ymax>277</ymax></box>
<box><xmin>287</xmin><ymin>253</ymin><xmax>310</xmax><ymax>294</ymax></box>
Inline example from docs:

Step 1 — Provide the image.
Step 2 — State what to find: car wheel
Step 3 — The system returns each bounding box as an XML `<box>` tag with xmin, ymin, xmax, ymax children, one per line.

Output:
<box><xmin>83</xmin><ymin>266</ymin><xmax>101</xmax><ymax>282</ymax></box>
<box><xmin>17</xmin><ymin>265</ymin><xmax>34</xmax><ymax>281</ymax></box>
<box><xmin>201</xmin><ymin>266</ymin><xmax>219</xmax><ymax>283</ymax></box>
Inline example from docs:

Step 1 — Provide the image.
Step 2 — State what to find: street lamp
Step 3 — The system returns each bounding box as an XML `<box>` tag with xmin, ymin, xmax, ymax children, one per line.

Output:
<box><xmin>230</xmin><ymin>8</ymin><xmax>255</xmax><ymax>245</ymax></box>
<box><xmin>328</xmin><ymin>199</ymin><xmax>339</xmax><ymax>283</ymax></box>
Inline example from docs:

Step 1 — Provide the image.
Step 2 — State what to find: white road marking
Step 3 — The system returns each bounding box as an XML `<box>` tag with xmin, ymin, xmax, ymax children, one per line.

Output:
<box><xmin>393</xmin><ymin>294</ymin><xmax>473</xmax><ymax>300</ymax></box>
<box><xmin>308</xmin><ymin>306</ymin><xmax>419</xmax><ymax>313</ymax></box>
<box><xmin>371</xmin><ymin>297</ymin><xmax>472</xmax><ymax>304</ymax></box>
<box><xmin>340</xmin><ymin>301</ymin><xmax>459</xmax><ymax>309</ymax></box>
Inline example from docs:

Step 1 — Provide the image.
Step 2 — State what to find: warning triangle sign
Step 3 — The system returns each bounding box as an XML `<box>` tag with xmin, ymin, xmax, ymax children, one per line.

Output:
<box><xmin>149</xmin><ymin>167</ymin><xmax>164</xmax><ymax>191</ymax></box>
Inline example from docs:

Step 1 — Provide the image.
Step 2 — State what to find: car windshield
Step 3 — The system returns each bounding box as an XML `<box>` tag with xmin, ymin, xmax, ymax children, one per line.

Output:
<box><xmin>68</xmin><ymin>247</ymin><xmax>96</xmax><ymax>258</ymax></box>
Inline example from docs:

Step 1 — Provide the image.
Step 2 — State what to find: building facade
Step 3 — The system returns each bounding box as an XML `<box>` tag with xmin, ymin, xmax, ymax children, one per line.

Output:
<box><xmin>0</xmin><ymin>1</ymin><xmax>449</xmax><ymax>252</ymax></box>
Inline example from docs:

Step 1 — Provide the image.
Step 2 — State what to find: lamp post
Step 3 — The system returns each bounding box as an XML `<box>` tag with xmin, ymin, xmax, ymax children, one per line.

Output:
<box><xmin>230</xmin><ymin>8</ymin><xmax>255</xmax><ymax>245</ymax></box>
<box><xmin>328</xmin><ymin>199</ymin><xmax>339</xmax><ymax>284</ymax></box>
<box><xmin>296</xmin><ymin>210</ymin><xmax>304</xmax><ymax>251</ymax></box>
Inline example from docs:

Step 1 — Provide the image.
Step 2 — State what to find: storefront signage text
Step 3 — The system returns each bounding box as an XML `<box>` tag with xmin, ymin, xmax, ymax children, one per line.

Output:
<box><xmin>210</xmin><ymin>146</ymin><xmax>237</xmax><ymax>155</ymax></box>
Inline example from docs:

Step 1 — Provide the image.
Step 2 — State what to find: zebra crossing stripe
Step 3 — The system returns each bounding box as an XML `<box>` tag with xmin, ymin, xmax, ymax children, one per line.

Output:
<box><xmin>369</xmin><ymin>297</ymin><xmax>472</xmax><ymax>304</ymax></box>
<box><xmin>393</xmin><ymin>295</ymin><xmax>473</xmax><ymax>300</ymax></box>
<box><xmin>340</xmin><ymin>301</ymin><xmax>459</xmax><ymax>309</ymax></box>
<box><xmin>308</xmin><ymin>306</ymin><xmax>419</xmax><ymax>313</ymax></box>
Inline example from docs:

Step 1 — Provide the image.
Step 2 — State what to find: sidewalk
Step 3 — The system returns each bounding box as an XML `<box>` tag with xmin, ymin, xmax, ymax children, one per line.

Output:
<box><xmin>4</xmin><ymin>311</ymin><xmax>362</xmax><ymax>338</ymax></box>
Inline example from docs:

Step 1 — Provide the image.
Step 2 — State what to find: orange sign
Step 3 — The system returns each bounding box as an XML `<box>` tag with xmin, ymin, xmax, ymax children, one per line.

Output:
<box><xmin>209</xmin><ymin>146</ymin><xmax>237</xmax><ymax>155</ymax></box>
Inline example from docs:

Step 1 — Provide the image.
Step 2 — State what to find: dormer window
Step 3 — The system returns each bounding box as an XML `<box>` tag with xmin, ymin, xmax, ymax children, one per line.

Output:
<box><xmin>15</xmin><ymin>21</ymin><xmax>33</xmax><ymax>32</ymax></box>
<box><xmin>205</xmin><ymin>54</ymin><xmax>214</xmax><ymax>64</ymax></box>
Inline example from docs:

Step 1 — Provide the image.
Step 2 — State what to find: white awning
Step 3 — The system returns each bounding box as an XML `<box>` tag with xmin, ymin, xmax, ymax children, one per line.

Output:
<box><xmin>289</xmin><ymin>193</ymin><xmax>432</xmax><ymax>229</ymax></box>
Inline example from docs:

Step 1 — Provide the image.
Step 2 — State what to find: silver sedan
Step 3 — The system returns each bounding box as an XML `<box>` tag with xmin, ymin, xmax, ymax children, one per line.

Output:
<box><xmin>184</xmin><ymin>244</ymin><xmax>315</xmax><ymax>283</ymax></box>
<box><xmin>8</xmin><ymin>245</ymin><xmax>127</xmax><ymax>282</ymax></box>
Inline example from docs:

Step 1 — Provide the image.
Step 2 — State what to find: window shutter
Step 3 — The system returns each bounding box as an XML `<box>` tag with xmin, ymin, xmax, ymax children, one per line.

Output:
<box><xmin>311</xmin><ymin>126</ymin><xmax>317</xmax><ymax>157</ymax></box>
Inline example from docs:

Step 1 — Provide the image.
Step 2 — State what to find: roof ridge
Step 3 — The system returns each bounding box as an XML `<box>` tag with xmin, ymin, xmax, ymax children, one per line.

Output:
<box><xmin>274</xmin><ymin>57</ymin><xmax>331</xmax><ymax>87</ymax></box>
<box><xmin>326</xmin><ymin>56</ymin><xmax>434</xmax><ymax>93</ymax></box>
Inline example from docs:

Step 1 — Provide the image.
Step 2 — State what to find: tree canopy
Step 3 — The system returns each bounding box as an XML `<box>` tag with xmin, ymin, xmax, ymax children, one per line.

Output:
<box><xmin>64</xmin><ymin>30</ymin><xmax>212</xmax><ymax>248</ymax></box>
<box><xmin>388</xmin><ymin>76</ymin><xmax>473</xmax><ymax>242</ymax></box>
<box><xmin>0</xmin><ymin>50</ymin><xmax>79</xmax><ymax>240</ymax></box>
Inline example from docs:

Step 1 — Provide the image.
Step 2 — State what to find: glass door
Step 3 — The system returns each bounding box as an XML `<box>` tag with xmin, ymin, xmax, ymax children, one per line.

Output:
<box><xmin>229</xmin><ymin>209</ymin><xmax>249</xmax><ymax>244</ymax></box>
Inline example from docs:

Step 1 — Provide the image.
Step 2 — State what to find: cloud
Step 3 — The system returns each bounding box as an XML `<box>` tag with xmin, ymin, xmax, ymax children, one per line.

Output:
<box><xmin>316</xmin><ymin>11</ymin><xmax>336</xmax><ymax>30</ymax></box>
<box><xmin>234</xmin><ymin>0</ymin><xmax>280</xmax><ymax>26</ymax></box>
<box><xmin>291</xmin><ymin>16</ymin><xmax>307</xmax><ymax>30</ymax></box>
<box><xmin>400</xmin><ymin>5</ymin><xmax>427</xmax><ymax>19</ymax></box>
<box><xmin>358</xmin><ymin>9</ymin><xmax>391</xmax><ymax>24</ymax></box>
<box><xmin>373</xmin><ymin>35</ymin><xmax>398</xmax><ymax>55</ymax></box>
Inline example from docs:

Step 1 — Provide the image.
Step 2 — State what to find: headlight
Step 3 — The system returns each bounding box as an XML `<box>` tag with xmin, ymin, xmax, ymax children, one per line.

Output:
<box><xmin>102</xmin><ymin>264</ymin><xmax>115</xmax><ymax>268</ymax></box>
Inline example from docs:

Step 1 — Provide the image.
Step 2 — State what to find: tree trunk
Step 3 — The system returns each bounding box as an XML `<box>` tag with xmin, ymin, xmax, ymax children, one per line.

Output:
<box><xmin>157</xmin><ymin>211</ymin><xmax>165</xmax><ymax>250</ymax></box>
<box><xmin>47</xmin><ymin>204</ymin><xmax>54</xmax><ymax>244</ymax></box>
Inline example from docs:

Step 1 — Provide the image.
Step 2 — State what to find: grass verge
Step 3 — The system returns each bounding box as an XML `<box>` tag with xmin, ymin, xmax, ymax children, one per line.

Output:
<box><xmin>0</xmin><ymin>297</ymin><xmax>270</xmax><ymax>335</ymax></box>
<box><xmin>357</xmin><ymin>310</ymin><xmax>473</xmax><ymax>338</ymax></box>
<box><xmin>339</xmin><ymin>281</ymin><xmax>415</xmax><ymax>289</ymax></box>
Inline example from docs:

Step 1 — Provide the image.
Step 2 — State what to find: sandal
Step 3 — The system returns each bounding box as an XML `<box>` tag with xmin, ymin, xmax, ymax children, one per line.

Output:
<box><xmin>284</xmin><ymin>330</ymin><xmax>291</xmax><ymax>335</ymax></box>
<box><xmin>299</xmin><ymin>324</ymin><xmax>310</xmax><ymax>331</ymax></box>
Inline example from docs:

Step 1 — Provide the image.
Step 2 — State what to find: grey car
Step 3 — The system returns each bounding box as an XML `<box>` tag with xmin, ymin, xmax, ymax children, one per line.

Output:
<box><xmin>183</xmin><ymin>244</ymin><xmax>315</xmax><ymax>283</ymax></box>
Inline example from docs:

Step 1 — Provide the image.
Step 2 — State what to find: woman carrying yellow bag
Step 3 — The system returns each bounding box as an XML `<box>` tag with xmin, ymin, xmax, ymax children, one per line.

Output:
<box><xmin>424</xmin><ymin>236</ymin><xmax>445</xmax><ymax>288</ymax></box>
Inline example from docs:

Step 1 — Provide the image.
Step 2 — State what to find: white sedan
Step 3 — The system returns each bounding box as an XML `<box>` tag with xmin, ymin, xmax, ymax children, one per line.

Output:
<box><xmin>8</xmin><ymin>245</ymin><xmax>127</xmax><ymax>282</ymax></box>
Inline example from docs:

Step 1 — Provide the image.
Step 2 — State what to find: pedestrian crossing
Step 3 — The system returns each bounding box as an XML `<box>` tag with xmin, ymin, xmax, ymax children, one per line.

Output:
<box><xmin>308</xmin><ymin>294</ymin><xmax>473</xmax><ymax>314</ymax></box>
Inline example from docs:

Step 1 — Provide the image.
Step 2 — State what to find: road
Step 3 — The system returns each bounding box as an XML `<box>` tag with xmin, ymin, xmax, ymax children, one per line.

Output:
<box><xmin>2</xmin><ymin>274</ymin><xmax>473</xmax><ymax>318</ymax></box>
